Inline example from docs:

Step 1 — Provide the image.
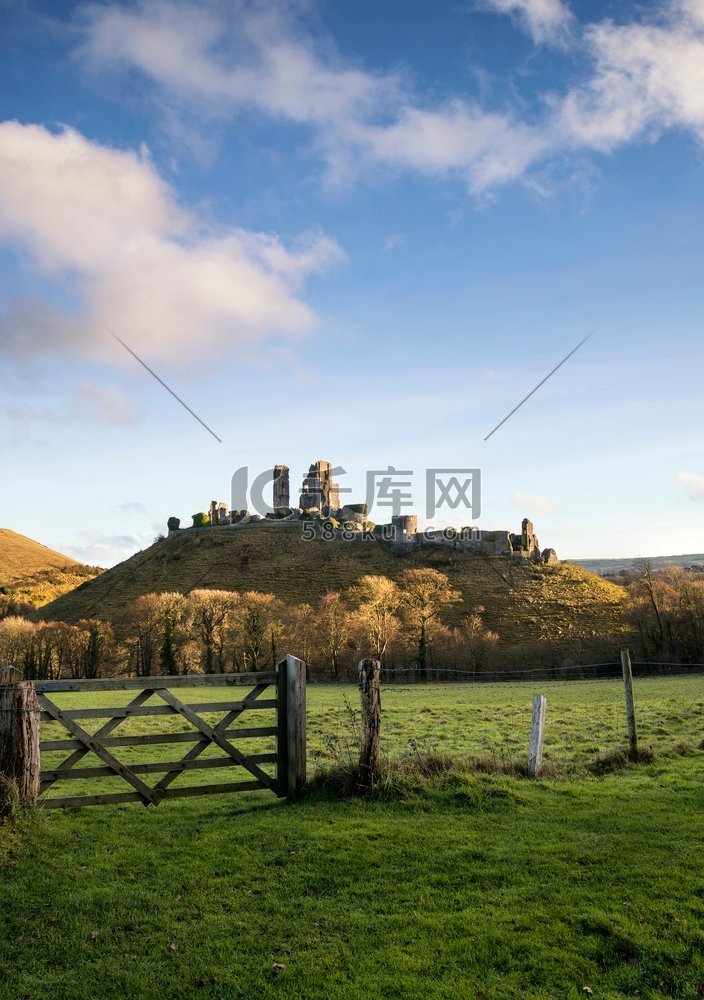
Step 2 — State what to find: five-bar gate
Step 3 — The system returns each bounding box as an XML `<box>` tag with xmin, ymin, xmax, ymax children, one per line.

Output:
<box><xmin>0</xmin><ymin>656</ymin><xmax>306</xmax><ymax>809</ymax></box>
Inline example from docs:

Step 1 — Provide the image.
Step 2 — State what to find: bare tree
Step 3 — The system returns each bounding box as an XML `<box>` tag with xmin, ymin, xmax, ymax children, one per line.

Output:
<box><xmin>187</xmin><ymin>589</ymin><xmax>239</xmax><ymax>674</ymax></box>
<box><xmin>398</xmin><ymin>568</ymin><xmax>461</xmax><ymax>680</ymax></box>
<box><xmin>349</xmin><ymin>575</ymin><xmax>401</xmax><ymax>664</ymax></box>
<box><xmin>316</xmin><ymin>592</ymin><xmax>352</xmax><ymax>679</ymax></box>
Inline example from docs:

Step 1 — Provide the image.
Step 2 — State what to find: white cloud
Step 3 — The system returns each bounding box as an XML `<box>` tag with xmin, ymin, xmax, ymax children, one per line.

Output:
<box><xmin>513</xmin><ymin>492</ymin><xmax>556</xmax><ymax>513</ymax></box>
<box><xmin>65</xmin><ymin>530</ymin><xmax>143</xmax><ymax>567</ymax></box>
<box><xmin>75</xmin><ymin>0</ymin><xmax>546</xmax><ymax>194</ymax></box>
<box><xmin>557</xmin><ymin>2</ymin><xmax>704</xmax><ymax>151</ymax></box>
<box><xmin>116</xmin><ymin>501</ymin><xmax>148</xmax><ymax>515</ymax></box>
<box><xmin>679</xmin><ymin>471</ymin><xmax>704</xmax><ymax>502</ymax></box>
<box><xmin>383</xmin><ymin>234</ymin><xmax>404</xmax><ymax>253</ymax></box>
<box><xmin>479</xmin><ymin>0</ymin><xmax>574</xmax><ymax>46</ymax></box>
<box><xmin>0</xmin><ymin>121</ymin><xmax>343</xmax><ymax>364</ymax></box>
<box><xmin>72</xmin><ymin>0</ymin><xmax>704</xmax><ymax>196</ymax></box>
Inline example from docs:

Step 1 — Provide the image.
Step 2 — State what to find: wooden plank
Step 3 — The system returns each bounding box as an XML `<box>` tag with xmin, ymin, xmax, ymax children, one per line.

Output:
<box><xmin>41</xmin><ymin>753</ymin><xmax>277</xmax><ymax>784</ymax></box>
<box><xmin>621</xmin><ymin>649</ymin><xmax>638</xmax><ymax>754</ymax></box>
<box><xmin>40</xmin><ymin>699</ymin><xmax>277</xmax><ymax>722</ymax></box>
<box><xmin>41</xmin><ymin>791</ymin><xmax>145</xmax><ymax>808</ymax></box>
<box><xmin>41</xmin><ymin>780</ymin><xmax>266</xmax><ymax>809</ymax></box>
<box><xmin>37</xmin><ymin>695</ymin><xmax>158</xmax><ymax>806</ymax></box>
<box><xmin>34</xmin><ymin>672</ymin><xmax>276</xmax><ymax>693</ymax></box>
<box><xmin>527</xmin><ymin>693</ymin><xmax>547</xmax><ymax>778</ymax></box>
<box><xmin>39</xmin><ymin>689</ymin><xmax>153</xmax><ymax>791</ymax></box>
<box><xmin>40</xmin><ymin>725</ymin><xmax>277</xmax><ymax>751</ymax></box>
<box><xmin>153</xmin><ymin>688</ymin><xmax>277</xmax><ymax>793</ymax></box>
<box><xmin>160</xmin><ymin>780</ymin><xmax>265</xmax><ymax>800</ymax></box>
<box><xmin>152</xmin><ymin>683</ymin><xmax>273</xmax><ymax>796</ymax></box>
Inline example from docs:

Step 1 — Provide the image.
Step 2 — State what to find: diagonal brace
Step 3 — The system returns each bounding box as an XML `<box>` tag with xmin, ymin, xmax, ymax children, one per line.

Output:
<box><xmin>40</xmin><ymin>689</ymin><xmax>154</xmax><ymax>790</ymax></box>
<box><xmin>38</xmin><ymin>695</ymin><xmax>158</xmax><ymax>806</ymax></box>
<box><xmin>152</xmin><ymin>683</ymin><xmax>272</xmax><ymax>794</ymax></box>
<box><xmin>153</xmin><ymin>688</ymin><xmax>276</xmax><ymax>792</ymax></box>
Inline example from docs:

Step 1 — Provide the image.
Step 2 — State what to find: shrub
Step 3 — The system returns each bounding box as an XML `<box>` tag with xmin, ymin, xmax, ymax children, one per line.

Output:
<box><xmin>347</xmin><ymin>503</ymin><xmax>368</xmax><ymax>516</ymax></box>
<box><xmin>167</xmin><ymin>516</ymin><xmax>180</xmax><ymax>532</ymax></box>
<box><xmin>191</xmin><ymin>512</ymin><xmax>209</xmax><ymax>528</ymax></box>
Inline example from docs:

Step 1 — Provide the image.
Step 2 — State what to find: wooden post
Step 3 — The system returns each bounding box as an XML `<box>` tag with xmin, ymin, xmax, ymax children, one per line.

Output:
<box><xmin>621</xmin><ymin>649</ymin><xmax>638</xmax><ymax>756</ymax></box>
<box><xmin>0</xmin><ymin>672</ymin><xmax>40</xmax><ymax>811</ymax></box>
<box><xmin>527</xmin><ymin>693</ymin><xmax>547</xmax><ymax>778</ymax></box>
<box><xmin>358</xmin><ymin>658</ymin><xmax>381</xmax><ymax>788</ymax></box>
<box><xmin>276</xmin><ymin>655</ymin><xmax>306</xmax><ymax>797</ymax></box>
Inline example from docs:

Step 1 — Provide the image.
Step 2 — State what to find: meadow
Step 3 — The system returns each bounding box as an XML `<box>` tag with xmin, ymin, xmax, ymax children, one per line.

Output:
<box><xmin>1</xmin><ymin>676</ymin><xmax>703</xmax><ymax>998</ymax></box>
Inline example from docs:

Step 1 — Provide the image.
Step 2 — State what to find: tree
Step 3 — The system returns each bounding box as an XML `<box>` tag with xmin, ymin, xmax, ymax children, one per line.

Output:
<box><xmin>77</xmin><ymin>618</ymin><xmax>114</xmax><ymax>679</ymax></box>
<box><xmin>349</xmin><ymin>575</ymin><xmax>401</xmax><ymax>664</ymax></box>
<box><xmin>235</xmin><ymin>592</ymin><xmax>278</xmax><ymax>671</ymax></box>
<box><xmin>316</xmin><ymin>592</ymin><xmax>351</xmax><ymax>679</ymax></box>
<box><xmin>187</xmin><ymin>589</ymin><xmax>238</xmax><ymax>674</ymax></box>
<box><xmin>126</xmin><ymin>595</ymin><xmax>163</xmax><ymax>676</ymax></box>
<box><xmin>399</xmin><ymin>569</ymin><xmax>461</xmax><ymax>680</ymax></box>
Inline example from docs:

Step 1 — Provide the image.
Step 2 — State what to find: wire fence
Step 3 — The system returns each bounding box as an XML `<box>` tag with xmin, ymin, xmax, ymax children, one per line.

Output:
<box><xmin>376</xmin><ymin>660</ymin><xmax>704</xmax><ymax>685</ymax></box>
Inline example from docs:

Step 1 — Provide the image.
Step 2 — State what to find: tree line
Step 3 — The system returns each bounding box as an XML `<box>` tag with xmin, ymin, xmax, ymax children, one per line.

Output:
<box><xmin>1</xmin><ymin>562</ymin><xmax>702</xmax><ymax>681</ymax></box>
<box><xmin>0</xmin><ymin>569</ymin><xmax>500</xmax><ymax>681</ymax></box>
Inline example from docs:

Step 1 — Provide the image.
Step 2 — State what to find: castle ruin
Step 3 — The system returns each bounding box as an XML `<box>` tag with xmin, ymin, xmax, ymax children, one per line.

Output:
<box><xmin>169</xmin><ymin>459</ymin><xmax>558</xmax><ymax>564</ymax></box>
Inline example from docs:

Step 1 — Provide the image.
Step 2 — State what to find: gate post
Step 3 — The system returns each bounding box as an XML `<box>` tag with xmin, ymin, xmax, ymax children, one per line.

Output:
<box><xmin>276</xmin><ymin>655</ymin><xmax>306</xmax><ymax>797</ymax></box>
<box><xmin>0</xmin><ymin>667</ymin><xmax>40</xmax><ymax>812</ymax></box>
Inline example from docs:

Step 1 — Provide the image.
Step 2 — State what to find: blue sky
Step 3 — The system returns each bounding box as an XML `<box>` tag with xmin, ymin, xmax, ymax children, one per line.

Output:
<box><xmin>1</xmin><ymin>0</ymin><xmax>703</xmax><ymax>565</ymax></box>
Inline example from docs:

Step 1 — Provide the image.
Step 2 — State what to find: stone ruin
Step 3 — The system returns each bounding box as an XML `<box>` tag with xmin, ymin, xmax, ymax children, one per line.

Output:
<box><xmin>167</xmin><ymin>460</ymin><xmax>559</xmax><ymax>564</ymax></box>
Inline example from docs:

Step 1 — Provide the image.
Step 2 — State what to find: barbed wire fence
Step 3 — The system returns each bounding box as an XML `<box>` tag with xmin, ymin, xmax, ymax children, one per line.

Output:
<box><xmin>354</xmin><ymin>652</ymin><xmax>704</xmax><ymax>777</ymax></box>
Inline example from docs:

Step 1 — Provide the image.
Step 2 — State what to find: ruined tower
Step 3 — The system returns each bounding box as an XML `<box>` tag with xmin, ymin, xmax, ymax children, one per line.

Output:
<box><xmin>392</xmin><ymin>514</ymin><xmax>417</xmax><ymax>542</ymax></box>
<box><xmin>299</xmin><ymin>460</ymin><xmax>340</xmax><ymax>514</ymax></box>
<box><xmin>273</xmin><ymin>465</ymin><xmax>290</xmax><ymax>510</ymax></box>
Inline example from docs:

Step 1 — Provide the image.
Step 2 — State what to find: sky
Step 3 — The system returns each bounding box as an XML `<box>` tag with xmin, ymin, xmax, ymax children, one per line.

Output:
<box><xmin>0</xmin><ymin>0</ymin><xmax>703</xmax><ymax>565</ymax></box>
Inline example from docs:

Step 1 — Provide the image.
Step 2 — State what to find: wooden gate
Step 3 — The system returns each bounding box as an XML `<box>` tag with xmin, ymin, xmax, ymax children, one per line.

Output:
<box><xmin>0</xmin><ymin>656</ymin><xmax>305</xmax><ymax>809</ymax></box>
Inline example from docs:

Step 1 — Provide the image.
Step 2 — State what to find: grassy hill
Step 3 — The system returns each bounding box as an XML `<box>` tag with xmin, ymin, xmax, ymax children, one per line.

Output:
<box><xmin>38</xmin><ymin>523</ymin><xmax>629</xmax><ymax>658</ymax></box>
<box><xmin>0</xmin><ymin>528</ymin><xmax>102</xmax><ymax>609</ymax></box>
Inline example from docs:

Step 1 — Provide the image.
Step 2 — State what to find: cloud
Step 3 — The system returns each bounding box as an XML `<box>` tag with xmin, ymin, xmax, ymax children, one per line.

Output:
<box><xmin>73</xmin><ymin>0</ymin><xmax>704</xmax><ymax>196</ymax></box>
<box><xmin>116</xmin><ymin>501</ymin><xmax>148</xmax><ymax>514</ymax></box>
<box><xmin>75</xmin><ymin>0</ymin><xmax>546</xmax><ymax>194</ymax></box>
<box><xmin>513</xmin><ymin>492</ymin><xmax>556</xmax><ymax>512</ymax></box>
<box><xmin>557</xmin><ymin>1</ymin><xmax>704</xmax><ymax>151</ymax></box>
<box><xmin>65</xmin><ymin>530</ymin><xmax>143</xmax><ymax>566</ymax></box>
<box><xmin>479</xmin><ymin>0</ymin><xmax>574</xmax><ymax>46</ymax></box>
<box><xmin>0</xmin><ymin>121</ymin><xmax>343</xmax><ymax>365</ymax></box>
<box><xmin>678</xmin><ymin>471</ymin><xmax>704</xmax><ymax>502</ymax></box>
<box><xmin>383</xmin><ymin>234</ymin><xmax>404</xmax><ymax>253</ymax></box>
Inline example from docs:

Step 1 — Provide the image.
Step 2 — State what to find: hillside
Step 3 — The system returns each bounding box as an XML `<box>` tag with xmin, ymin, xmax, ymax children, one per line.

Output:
<box><xmin>569</xmin><ymin>553</ymin><xmax>704</xmax><ymax>577</ymax></box>
<box><xmin>38</xmin><ymin>523</ymin><xmax>629</xmax><ymax>659</ymax></box>
<box><xmin>0</xmin><ymin>529</ymin><xmax>102</xmax><ymax>609</ymax></box>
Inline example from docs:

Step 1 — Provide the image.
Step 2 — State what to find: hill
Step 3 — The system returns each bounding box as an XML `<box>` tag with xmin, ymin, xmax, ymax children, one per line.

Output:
<box><xmin>38</xmin><ymin>523</ymin><xmax>629</xmax><ymax>659</ymax></box>
<box><xmin>0</xmin><ymin>529</ymin><xmax>102</xmax><ymax>610</ymax></box>
<box><xmin>569</xmin><ymin>553</ymin><xmax>704</xmax><ymax>577</ymax></box>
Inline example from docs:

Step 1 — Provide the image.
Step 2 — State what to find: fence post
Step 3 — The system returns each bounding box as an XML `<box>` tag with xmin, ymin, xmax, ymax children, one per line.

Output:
<box><xmin>358</xmin><ymin>658</ymin><xmax>381</xmax><ymax>788</ymax></box>
<box><xmin>527</xmin><ymin>693</ymin><xmax>547</xmax><ymax>778</ymax></box>
<box><xmin>276</xmin><ymin>655</ymin><xmax>306</xmax><ymax>797</ymax></box>
<box><xmin>620</xmin><ymin>649</ymin><xmax>638</xmax><ymax>755</ymax></box>
<box><xmin>0</xmin><ymin>668</ymin><xmax>40</xmax><ymax>811</ymax></box>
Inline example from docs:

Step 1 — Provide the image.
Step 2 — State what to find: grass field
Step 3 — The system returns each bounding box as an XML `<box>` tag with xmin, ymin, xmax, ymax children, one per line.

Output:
<box><xmin>2</xmin><ymin>677</ymin><xmax>703</xmax><ymax>998</ymax></box>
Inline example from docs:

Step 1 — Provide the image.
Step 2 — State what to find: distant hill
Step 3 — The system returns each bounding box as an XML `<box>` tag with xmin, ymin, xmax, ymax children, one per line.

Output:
<box><xmin>568</xmin><ymin>554</ymin><xmax>704</xmax><ymax>577</ymax></box>
<box><xmin>0</xmin><ymin>529</ymin><xmax>102</xmax><ymax>609</ymax></box>
<box><xmin>38</xmin><ymin>523</ymin><xmax>629</xmax><ymax>659</ymax></box>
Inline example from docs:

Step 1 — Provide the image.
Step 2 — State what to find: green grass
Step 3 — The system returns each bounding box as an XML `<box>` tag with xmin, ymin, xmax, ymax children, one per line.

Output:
<box><xmin>2</xmin><ymin>678</ymin><xmax>704</xmax><ymax>998</ymax></box>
